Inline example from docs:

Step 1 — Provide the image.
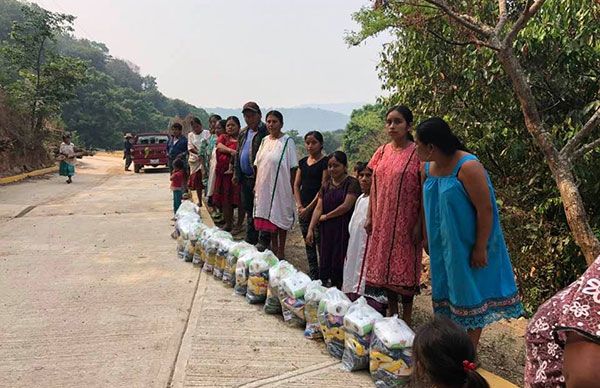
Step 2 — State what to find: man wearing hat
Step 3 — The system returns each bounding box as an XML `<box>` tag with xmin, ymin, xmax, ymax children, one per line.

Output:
<box><xmin>233</xmin><ymin>101</ymin><xmax>268</xmax><ymax>245</ymax></box>
<box><xmin>123</xmin><ymin>133</ymin><xmax>134</xmax><ymax>171</ymax></box>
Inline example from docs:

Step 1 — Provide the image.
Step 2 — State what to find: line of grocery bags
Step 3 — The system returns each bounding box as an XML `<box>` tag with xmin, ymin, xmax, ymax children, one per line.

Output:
<box><xmin>172</xmin><ymin>206</ymin><xmax>415</xmax><ymax>387</ymax></box>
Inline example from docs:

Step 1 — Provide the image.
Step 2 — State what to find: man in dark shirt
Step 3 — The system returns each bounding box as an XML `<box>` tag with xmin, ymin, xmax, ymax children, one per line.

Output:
<box><xmin>167</xmin><ymin>123</ymin><xmax>188</xmax><ymax>173</ymax></box>
<box><xmin>233</xmin><ymin>101</ymin><xmax>268</xmax><ymax>246</ymax></box>
<box><xmin>123</xmin><ymin>133</ymin><xmax>134</xmax><ymax>171</ymax></box>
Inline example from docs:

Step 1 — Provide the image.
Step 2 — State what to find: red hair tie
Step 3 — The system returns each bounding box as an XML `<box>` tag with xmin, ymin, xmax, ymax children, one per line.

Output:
<box><xmin>462</xmin><ymin>360</ymin><xmax>477</xmax><ymax>372</ymax></box>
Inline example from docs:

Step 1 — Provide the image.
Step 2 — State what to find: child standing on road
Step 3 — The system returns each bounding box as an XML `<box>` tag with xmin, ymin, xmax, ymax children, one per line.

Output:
<box><xmin>342</xmin><ymin>162</ymin><xmax>387</xmax><ymax>315</ymax></box>
<box><xmin>171</xmin><ymin>158</ymin><xmax>185</xmax><ymax>216</ymax></box>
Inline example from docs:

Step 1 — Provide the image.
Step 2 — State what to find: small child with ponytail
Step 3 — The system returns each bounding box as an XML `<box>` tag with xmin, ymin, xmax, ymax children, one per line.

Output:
<box><xmin>413</xmin><ymin>316</ymin><xmax>490</xmax><ymax>388</ymax></box>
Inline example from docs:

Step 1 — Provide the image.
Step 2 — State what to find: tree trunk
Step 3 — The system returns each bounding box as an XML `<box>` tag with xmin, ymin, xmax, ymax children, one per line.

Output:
<box><xmin>31</xmin><ymin>37</ymin><xmax>46</xmax><ymax>133</ymax></box>
<box><xmin>497</xmin><ymin>46</ymin><xmax>600</xmax><ymax>265</ymax></box>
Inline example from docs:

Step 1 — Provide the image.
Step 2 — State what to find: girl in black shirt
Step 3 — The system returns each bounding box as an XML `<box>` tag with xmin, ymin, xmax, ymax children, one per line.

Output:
<box><xmin>293</xmin><ymin>131</ymin><xmax>328</xmax><ymax>279</ymax></box>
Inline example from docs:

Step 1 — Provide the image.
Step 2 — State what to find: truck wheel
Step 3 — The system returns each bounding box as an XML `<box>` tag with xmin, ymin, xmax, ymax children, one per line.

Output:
<box><xmin>134</xmin><ymin>164</ymin><xmax>142</xmax><ymax>173</ymax></box>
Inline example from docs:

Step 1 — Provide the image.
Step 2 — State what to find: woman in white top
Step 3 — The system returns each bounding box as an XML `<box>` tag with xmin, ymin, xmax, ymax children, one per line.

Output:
<box><xmin>253</xmin><ymin>110</ymin><xmax>298</xmax><ymax>259</ymax></box>
<box><xmin>59</xmin><ymin>133</ymin><xmax>76</xmax><ymax>184</ymax></box>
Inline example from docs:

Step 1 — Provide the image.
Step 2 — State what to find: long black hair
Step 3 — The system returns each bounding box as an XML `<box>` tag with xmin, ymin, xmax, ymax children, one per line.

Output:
<box><xmin>226</xmin><ymin>116</ymin><xmax>241</xmax><ymax>128</ymax></box>
<box><xmin>386</xmin><ymin>105</ymin><xmax>414</xmax><ymax>141</ymax></box>
<box><xmin>266</xmin><ymin>110</ymin><xmax>284</xmax><ymax>125</ymax></box>
<box><xmin>415</xmin><ymin>117</ymin><xmax>467</xmax><ymax>155</ymax></box>
<box><xmin>328</xmin><ymin>150</ymin><xmax>348</xmax><ymax>167</ymax></box>
<box><xmin>304</xmin><ymin>130</ymin><xmax>324</xmax><ymax>151</ymax></box>
<box><xmin>413</xmin><ymin>317</ymin><xmax>489</xmax><ymax>388</ymax></box>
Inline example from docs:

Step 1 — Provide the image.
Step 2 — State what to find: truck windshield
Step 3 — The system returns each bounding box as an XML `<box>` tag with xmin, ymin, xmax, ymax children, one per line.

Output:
<box><xmin>137</xmin><ymin>135</ymin><xmax>169</xmax><ymax>145</ymax></box>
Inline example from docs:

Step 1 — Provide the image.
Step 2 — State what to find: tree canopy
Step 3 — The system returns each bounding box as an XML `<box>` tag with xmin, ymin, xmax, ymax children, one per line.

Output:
<box><xmin>0</xmin><ymin>0</ymin><xmax>209</xmax><ymax>150</ymax></box>
<box><xmin>344</xmin><ymin>0</ymin><xmax>599</xmax><ymax>313</ymax></box>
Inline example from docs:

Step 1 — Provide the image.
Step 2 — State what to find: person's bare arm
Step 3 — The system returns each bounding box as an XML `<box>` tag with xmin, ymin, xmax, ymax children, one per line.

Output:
<box><xmin>320</xmin><ymin>193</ymin><xmax>358</xmax><ymax>221</ymax></box>
<box><xmin>216</xmin><ymin>143</ymin><xmax>236</xmax><ymax>155</ymax></box>
<box><xmin>294</xmin><ymin>167</ymin><xmax>303</xmax><ymax>209</ymax></box>
<box><xmin>365</xmin><ymin>174</ymin><xmax>376</xmax><ymax>235</ymax></box>
<box><xmin>306</xmin><ymin>197</ymin><xmax>323</xmax><ymax>246</ymax></box>
<box><xmin>290</xmin><ymin>168</ymin><xmax>297</xmax><ymax>192</ymax></box>
<box><xmin>563</xmin><ymin>332</ymin><xmax>600</xmax><ymax>387</ymax></box>
<box><xmin>459</xmin><ymin>161</ymin><xmax>493</xmax><ymax>268</ymax></box>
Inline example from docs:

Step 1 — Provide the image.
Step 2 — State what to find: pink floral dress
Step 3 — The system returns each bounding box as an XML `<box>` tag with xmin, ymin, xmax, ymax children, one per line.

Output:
<box><xmin>364</xmin><ymin>143</ymin><xmax>422</xmax><ymax>295</ymax></box>
<box><xmin>525</xmin><ymin>256</ymin><xmax>600</xmax><ymax>387</ymax></box>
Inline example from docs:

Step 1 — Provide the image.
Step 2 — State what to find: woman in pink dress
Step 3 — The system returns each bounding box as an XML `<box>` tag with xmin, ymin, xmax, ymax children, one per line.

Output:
<box><xmin>364</xmin><ymin>105</ymin><xmax>422</xmax><ymax>324</ymax></box>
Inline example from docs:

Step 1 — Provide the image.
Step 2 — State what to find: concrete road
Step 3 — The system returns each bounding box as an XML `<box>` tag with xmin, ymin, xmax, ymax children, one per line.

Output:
<box><xmin>0</xmin><ymin>156</ymin><xmax>198</xmax><ymax>387</ymax></box>
<box><xmin>0</xmin><ymin>156</ymin><xmax>515</xmax><ymax>388</ymax></box>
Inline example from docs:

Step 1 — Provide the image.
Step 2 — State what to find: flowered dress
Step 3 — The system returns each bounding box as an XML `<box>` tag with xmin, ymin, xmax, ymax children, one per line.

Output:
<box><xmin>213</xmin><ymin>134</ymin><xmax>240</xmax><ymax>206</ymax></box>
<box><xmin>525</xmin><ymin>256</ymin><xmax>600</xmax><ymax>387</ymax></box>
<box><xmin>423</xmin><ymin>153</ymin><xmax>523</xmax><ymax>330</ymax></box>
<box><xmin>365</xmin><ymin>143</ymin><xmax>422</xmax><ymax>295</ymax></box>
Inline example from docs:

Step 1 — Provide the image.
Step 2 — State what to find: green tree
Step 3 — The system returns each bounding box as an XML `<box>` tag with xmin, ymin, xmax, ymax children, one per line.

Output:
<box><xmin>1</xmin><ymin>4</ymin><xmax>87</xmax><ymax>133</ymax></box>
<box><xmin>342</xmin><ymin>104</ymin><xmax>386</xmax><ymax>162</ymax></box>
<box><xmin>348</xmin><ymin>0</ymin><xmax>599</xmax><ymax>311</ymax></box>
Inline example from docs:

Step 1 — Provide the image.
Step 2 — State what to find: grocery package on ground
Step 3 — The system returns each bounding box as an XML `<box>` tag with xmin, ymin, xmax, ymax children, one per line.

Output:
<box><xmin>342</xmin><ymin>297</ymin><xmax>384</xmax><ymax>371</ymax></box>
<box><xmin>246</xmin><ymin>250</ymin><xmax>279</xmax><ymax>304</ymax></box>
<box><xmin>369</xmin><ymin>316</ymin><xmax>415</xmax><ymax>387</ymax></box>
<box><xmin>234</xmin><ymin>250</ymin><xmax>256</xmax><ymax>296</ymax></box>
<box><xmin>214</xmin><ymin>238</ymin><xmax>234</xmax><ymax>279</ymax></box>
<box><xmin>202</xmin><ymin>230</ymin><xmax>232</xmax><ymax>273</ymax></box>
<box><xmin>264</xmin><ymin>260</ymin><xmax>296</xmax><ymax>314</ymax></box>
<box><xmin>195</xmin><ymin>227</ymin><xmax>218</xmax><ymax>266</ymax></box>
<box><xmin>183</xmin><ymin>239</ymin><xmax>195</xmax><ymax>262</ymax></box>
<box><xmin>223</xmin><ymin>242</ymin><xmax>255</xmax><ymax>287</ymax></box>
<box><xmin>175</xmin><ymin>201</ymin><xmax>199</xmax><ymax>219</ymax></box>
<box><xmin>318</xmin><ymin>288</ymin><xmax>352</xmax><ymax>358</ymax></box>
<box><xmin>279</xmin><ymin>272</ymin><xmax>311</xmax><ymax>326</ymax></box>
<box><xmin>304</xmin><ymin>281</ymin><xmax>328</xmax><ymax>340</ymax></box>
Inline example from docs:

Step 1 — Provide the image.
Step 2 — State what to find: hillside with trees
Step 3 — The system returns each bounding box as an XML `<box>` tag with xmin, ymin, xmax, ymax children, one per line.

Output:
<box><xmin>0</xmin><ymin>0</ymin><xmax>209</xmax><ymax>175</ymax></box>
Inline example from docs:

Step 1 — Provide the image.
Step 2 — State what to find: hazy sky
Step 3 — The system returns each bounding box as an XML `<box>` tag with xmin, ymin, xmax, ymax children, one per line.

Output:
<box><xmin>31</xmin><ymin>0</ymin><xmax>389</xmax><ymax>109</ymax></box>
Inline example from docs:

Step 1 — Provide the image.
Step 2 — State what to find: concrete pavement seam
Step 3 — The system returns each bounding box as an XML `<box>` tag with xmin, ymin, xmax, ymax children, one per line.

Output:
<box><xmin>236</xmin><ymin>361</ymin><xmax>341</xmax><ymax>388</ymax></box>
<box><xmin>166</xmin><ymin>266</ymin><xmax>204</xmax><ymax>388</ymax></box>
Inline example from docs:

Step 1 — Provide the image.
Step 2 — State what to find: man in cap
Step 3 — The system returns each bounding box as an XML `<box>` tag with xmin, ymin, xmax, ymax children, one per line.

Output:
<box><xmin>233</xmin><ymin>101</ymin><xmax>268</xmax><ymax>245</ymax></box>
<box><xmin>123</xmin><ymin>133</ymin><xmax>134</xmax><ymax>171</ymax></box>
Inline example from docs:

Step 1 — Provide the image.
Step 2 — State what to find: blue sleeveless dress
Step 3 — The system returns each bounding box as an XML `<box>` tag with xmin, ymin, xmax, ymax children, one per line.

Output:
<box><xmin>423</xmin><ymin>154</ymin><xmax>523</xmax><ymax>330</ymax></box>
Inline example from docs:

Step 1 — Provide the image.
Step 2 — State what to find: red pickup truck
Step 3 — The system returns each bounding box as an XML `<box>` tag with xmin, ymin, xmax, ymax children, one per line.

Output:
<box><xmin>132</xmin><ymin>133</ymin><xmax>170</xmax><ymax>173</ymax></box>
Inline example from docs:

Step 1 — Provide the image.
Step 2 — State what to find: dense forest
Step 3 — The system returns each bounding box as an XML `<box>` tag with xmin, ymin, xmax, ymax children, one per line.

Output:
<box><xmin>341</xmin><ymin>0</ymin><xmax>599</xmax><ymax>313</ymax></box>
<box><xmin>0</xmin><ymin>0</ymin><xmax>209</xmax><ymax>162</ymax></box>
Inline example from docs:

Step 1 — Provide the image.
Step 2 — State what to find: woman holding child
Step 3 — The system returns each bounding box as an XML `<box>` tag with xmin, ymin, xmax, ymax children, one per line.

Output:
<box><xmin>213</xmin><ymin>116</ymin><xmax>242</xmax><ymax>232</ymax></box>
<box><xmin>364</xmin><ymin>105</ymin><xmax>423</xmax><ymax>324</ymax></box>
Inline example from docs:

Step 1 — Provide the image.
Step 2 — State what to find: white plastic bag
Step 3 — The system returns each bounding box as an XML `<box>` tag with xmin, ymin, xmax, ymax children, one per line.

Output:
<box><xmin>304</xmin><ymin>281</ymin><xmax>327</xmax><ymax>340</ymax></box>
<box><xmin>342</xmin><ymin>297</ymin><xmax>384</xmax><ymax>371</ymax></box>
<box><xmin>369</xmin><ymin>316</ymin><xmax>415</xmax><ymax>387</ymax></box>
<box><xmin>264</xmin><ymin>261</ymin><xmax>296</xmax><ymax>314</ymax></box>
<box><xmin>223</xmin><ymin>242</ymin><xmax>255</xmax><ymax>287</ymax></box>
<box><xmin>234</xmin><ymin>251</ymin><xmax>255</xmax><ymax>296</ymax></box>
<box><xmin>317</xmin><ymin>288</ymin><xmax>352</xmax><ymax>359</ymax></box>
<box><xmin>279</xmin><ymin>272</ymin><xmax>312</xmax><ymax>326</ymax></box>
<box><xmin>246</xmin><ymin>250</ymin><xmax>278</xmax><ymax>303</ymax></box>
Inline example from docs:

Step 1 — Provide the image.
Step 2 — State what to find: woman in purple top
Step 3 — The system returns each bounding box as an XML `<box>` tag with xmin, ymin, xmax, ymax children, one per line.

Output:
<box><xmin>307</xmin><ymin>151</ymin><xmax>361</xmax><ymax>289</ymax></box>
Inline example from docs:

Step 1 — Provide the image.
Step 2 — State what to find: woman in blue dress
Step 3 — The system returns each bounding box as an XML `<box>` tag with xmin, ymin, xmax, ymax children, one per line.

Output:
<box><xmin>415</xmin><ymin>117</ymin><xmax>522</xmax><ymax>348</ymax></box>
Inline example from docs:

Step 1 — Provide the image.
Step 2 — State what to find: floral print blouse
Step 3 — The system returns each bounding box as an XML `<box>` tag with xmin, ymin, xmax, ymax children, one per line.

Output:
<box><xmin>524</xmin><ymin>256</ymin><xmax>600</xmax><ymax>387</ymax></box>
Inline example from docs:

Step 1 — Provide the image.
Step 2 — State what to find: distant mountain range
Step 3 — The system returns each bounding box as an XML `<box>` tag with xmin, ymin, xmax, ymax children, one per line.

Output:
<box><xmin>205</xmin><ymin>105</ymin><xmax>362</xmax><ymax>135</ymax></box>
<box><xmin>293</xmin><ymin>102</ymin><xmax>367</xmax><ymax>116</ymax></box>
